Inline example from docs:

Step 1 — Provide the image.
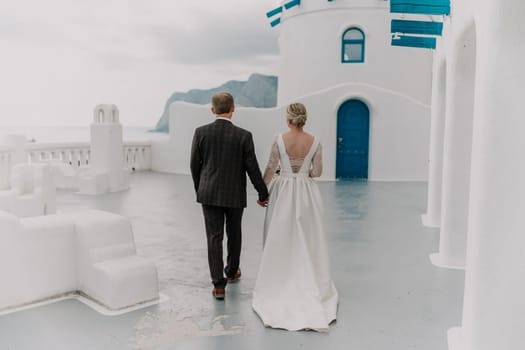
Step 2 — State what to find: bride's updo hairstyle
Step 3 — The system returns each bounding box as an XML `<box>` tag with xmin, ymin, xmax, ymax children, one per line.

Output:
<box><xmin>286</xmin><ymin>103</ymin><xmax>307</xmax><ymax>128</ymax></box>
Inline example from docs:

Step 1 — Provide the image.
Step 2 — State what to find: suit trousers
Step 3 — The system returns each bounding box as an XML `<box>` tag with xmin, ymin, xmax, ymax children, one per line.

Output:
<box><xmin>202</xmin><ymin>205</ymin><xmax>244</xmax><ymax>288</ymax></box>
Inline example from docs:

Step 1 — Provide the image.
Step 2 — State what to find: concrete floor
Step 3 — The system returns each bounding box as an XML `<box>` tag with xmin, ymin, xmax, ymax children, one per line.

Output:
<box><xmin>0</xmin><ymin>172</ymin><xmax>465</xmax><ymax>350</ymax></box>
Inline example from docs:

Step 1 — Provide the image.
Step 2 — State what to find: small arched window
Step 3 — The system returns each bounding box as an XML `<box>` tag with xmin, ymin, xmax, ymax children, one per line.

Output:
<box><xmin>342</xmin><ymin>27</ymin><xmax>365</xmax><ymax>63</ymax></box>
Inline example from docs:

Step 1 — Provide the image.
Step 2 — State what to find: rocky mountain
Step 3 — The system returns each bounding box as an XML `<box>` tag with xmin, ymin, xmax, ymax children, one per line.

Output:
<box><xmin>153</xmin><ymin>73</ymin><xmax>278</xmax><ymax>132</ymax></box>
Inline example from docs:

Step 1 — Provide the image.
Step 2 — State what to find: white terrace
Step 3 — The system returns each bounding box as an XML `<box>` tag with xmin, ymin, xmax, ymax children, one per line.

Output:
<box><xmin>0</xmin><ymin>171</ymin><xmax>464</xmax><ymax>350</ymax></box>
<box><xmin>0</xmin><ymin>104</ymin><xmax>464</xmax><ymax>349</ymax></box>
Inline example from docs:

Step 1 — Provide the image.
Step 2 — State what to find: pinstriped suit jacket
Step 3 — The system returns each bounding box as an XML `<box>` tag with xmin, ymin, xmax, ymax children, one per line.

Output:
<box><xmin>190</xmin><ymin>119</ymin><xmax>269</xmax><ymax>208</ymax></box>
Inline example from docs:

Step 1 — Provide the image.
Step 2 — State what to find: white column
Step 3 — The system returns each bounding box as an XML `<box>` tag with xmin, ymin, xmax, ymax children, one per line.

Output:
<box><xmin>89</xmin><ymin>104</ymin><xmax>129</xmax><ymax>193</ymax></box>
<box><xmin>448</xmin><ymin>2</ymin><xmax>525</xmax><ymax>350</ymax></box>
<box><xmin>422</xmin><ymin>56</ymin><xmax>447</xmax><ymax>228</ymax></box>
<box><xmin>430</xmin><ymin>23</ymin><xmax>476</xmax><ymax>269</ymax></box>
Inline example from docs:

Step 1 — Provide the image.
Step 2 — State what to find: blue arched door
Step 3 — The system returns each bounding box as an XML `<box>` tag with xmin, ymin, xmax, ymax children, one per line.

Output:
<box><xmin>336</xmin><ymin>100</ymin><xmax>370</xmax><ymax>178</ymax></box>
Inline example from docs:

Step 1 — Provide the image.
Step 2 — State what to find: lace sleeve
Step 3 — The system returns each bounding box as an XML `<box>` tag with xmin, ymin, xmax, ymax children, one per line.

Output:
<box><xmin>263</xmin><ymin>141</ymin><xmax>280</xmax><ymax>185</ymax></box>
<box><xmin>309</xmin><ymin>143</ymin><xmax>323</xmax><ymax>178</ymax></box>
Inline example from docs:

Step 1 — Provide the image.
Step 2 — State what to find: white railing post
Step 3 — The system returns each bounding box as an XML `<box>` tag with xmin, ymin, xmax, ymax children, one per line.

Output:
<box><xmin>123</xmin><ymin>142</ymin><xmax>152</xmax><ymax>171</ymax></box>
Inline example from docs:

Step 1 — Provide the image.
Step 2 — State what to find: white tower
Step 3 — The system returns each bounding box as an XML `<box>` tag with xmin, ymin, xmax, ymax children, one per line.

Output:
<box><xmin>276</xmin><ymin>0</ymin><xmax>432</xmax><ymax>104</ymax></box>
<box><xmin>78</xmin><ymin>104</ymin><xmax>130</xmax><ymax>195</ymax></box>
<box><xmin>264</xmin><ymin>0</ymin><xmax>434</xmax><ymax>181</ymax></box>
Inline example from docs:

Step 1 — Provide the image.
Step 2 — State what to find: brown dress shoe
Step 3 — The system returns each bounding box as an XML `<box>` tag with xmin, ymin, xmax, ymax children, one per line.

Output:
<box><xmin>227</xmin><ymin>269</ymin><xmax>241</xmax><ymax>283</ymax></box>
<box><xmin>212</xmin><ymin>288</ymin><xmax>225</xmax><ymax>300</ymax></box>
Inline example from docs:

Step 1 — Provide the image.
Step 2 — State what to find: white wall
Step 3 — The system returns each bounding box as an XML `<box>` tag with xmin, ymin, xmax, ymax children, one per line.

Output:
<box><xmin>277</xmin><ymin>0</ymin><xmax>433</xmax><ymax>106</ymax></box>
<box><xmin>158</xmin><ymin>102</ymin><xmax>285</xmax><ymax>177</ymax></box>
<box><xmin>152</xmin><ymin>83</ymin><xmax>430</xmax><ymax>181</ymax></box>
<box><xmin>150</xmin><ymin>133</ymin><xmax>176</xmax><ymax>174</ymax></box>
<box><xmin>440</xmin><ymin>1</ymin><xmax>525</xmax><ymax>350</ymax></box>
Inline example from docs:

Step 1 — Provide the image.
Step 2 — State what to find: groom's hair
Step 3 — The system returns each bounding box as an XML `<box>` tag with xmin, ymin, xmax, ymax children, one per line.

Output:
<box><xmin>212</xmin><ymin>92</ymin><xmax>234</xmax><ymax>114</ymax></box>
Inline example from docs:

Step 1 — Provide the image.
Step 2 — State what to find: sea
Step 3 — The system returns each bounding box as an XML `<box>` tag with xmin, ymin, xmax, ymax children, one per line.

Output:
<box><xmin>0</xmin><ymin>126</ymin><xmax>166</xmax><ymax>144</ymax></box>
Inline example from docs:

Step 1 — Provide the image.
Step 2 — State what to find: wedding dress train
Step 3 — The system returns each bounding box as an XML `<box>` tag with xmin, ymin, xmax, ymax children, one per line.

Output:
<box><xmin>252</xmin><ymin>134</ymin><xmax>338</xmax><ymax>332</ymax></box>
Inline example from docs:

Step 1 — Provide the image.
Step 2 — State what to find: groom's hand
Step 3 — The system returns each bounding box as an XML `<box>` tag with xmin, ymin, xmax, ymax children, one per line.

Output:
<box><xmin>257</xmin><ymin>199</ymin><xmax>268</xmax><ymax>208</ymax></box>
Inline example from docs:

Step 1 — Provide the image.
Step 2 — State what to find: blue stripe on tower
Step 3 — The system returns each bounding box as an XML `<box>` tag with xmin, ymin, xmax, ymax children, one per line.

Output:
<box><xmin>266</xmin><ymin>6</ymin><xmax>283</xmax><ymax>18</ymax></box>
<box><xmin>270</xmin><ymin>18</ymin><xmax>281</xmax><ymax>27</ymax></box>
<box><xmin>391</xmin><ymin>35</ymin><xmax>437</xmax><ymax>49</ymax></box>
<box><xmin>391</xmin><ymin>19</ymin><xmax>443</xmax><ymax>35</ymax></box>
<box><xmin>284</xmin><ymin>0</ymin><xmax>301</xmax><ymax>10</ymax></box>
<box><xmin>390</xmin><ymin>0</ymin><xmax>450</xmax><ymax>15</ymax></box>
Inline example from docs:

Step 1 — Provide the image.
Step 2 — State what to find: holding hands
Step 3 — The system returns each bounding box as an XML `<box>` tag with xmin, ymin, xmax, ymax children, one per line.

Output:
<box><xmin>257</xmin><ymin>199</ymin><xmax>268</xmax><ymax>208</ymax></box>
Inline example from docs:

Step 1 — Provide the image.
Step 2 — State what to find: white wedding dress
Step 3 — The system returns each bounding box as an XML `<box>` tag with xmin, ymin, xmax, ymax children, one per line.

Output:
<box><xmin>252</xmin><ymin>134</ymin><xmax>338</xmax><ymax>332</ymax></box>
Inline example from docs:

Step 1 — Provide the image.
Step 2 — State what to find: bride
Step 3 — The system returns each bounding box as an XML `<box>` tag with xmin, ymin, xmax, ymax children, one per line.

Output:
<box><xmin>252</xmin><ymin>103</ymin><xmax>338</xmax><ymax>332</ymax></box>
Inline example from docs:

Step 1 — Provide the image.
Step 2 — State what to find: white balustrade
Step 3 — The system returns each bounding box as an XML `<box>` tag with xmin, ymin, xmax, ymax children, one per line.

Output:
<box><xmin>26</xmin><ymin>142</ymin><xmax>91</xmax><ymax>168</ymax></box>
<box><xmin>124</xmin><ymin>141</ymin><xmax>152</xmax><ymax>171</ymax></box>
<box><xmin>0</xmin><ymin>141</ymin><xmax>152</xmax><ymax>193</ymax></box>
<box><xmin>24</xmin><ymin>141</ymin><xmax>151</xmax><ymax>171</ymax></box>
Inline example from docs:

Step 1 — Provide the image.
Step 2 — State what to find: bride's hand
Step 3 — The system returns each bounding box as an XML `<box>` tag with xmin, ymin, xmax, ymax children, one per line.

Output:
<box><xmin>257</xmin><ymin>199</ymin><xmax>268</xmax><ymax>208</ymax></box>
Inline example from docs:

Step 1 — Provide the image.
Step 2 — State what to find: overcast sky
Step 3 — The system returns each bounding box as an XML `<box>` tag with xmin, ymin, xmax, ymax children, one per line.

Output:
<box><xmin>0</xmin><ymin>0</ymin><xmax>280</xmax><ymax>127</ymax></box>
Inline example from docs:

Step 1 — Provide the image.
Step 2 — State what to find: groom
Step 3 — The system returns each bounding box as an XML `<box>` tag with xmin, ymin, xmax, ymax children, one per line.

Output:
<box><xmin>190</xmin><ymin>92</ymin><xmax>269</xmax><ymax>300</ymax></box>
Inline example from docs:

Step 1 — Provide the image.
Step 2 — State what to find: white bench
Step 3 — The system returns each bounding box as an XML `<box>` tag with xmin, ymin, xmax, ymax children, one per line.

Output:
<box><xmin>0</xmin><ymin>209</ymin><xmax>159</xmax><ymax>313</ymax></box>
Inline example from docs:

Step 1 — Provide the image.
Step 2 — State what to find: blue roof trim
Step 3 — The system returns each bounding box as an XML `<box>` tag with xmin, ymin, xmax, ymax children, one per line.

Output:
<box><xmin>266</xmin><ymin>6</ymin><xmax>283</xmax><ymax>18</ymax></box>
<box><xmin>391</xmin><ymin>35</ymin><xmax>436</xmax><ymax>49</ymax></box>
<box><xmin>284</xmin><ymin>0</ymin><xmax>301</xmax><ymax>10</ymax></box>
<box><xmin>270</xmin><ymin>18</ymin><xmax>281</xmax><ymax>27</ymax></box>
<box><xmin>266</xmin><ymin>0</ymin><xmax>301</xmax><ymax>28</ymax></box>
<box><xmin>391</xmin><ymin>19</ymin><xmax>443</xmax><ymax>35</ymax></box>
<box><xmin>390</xmin><ymin>0</ymin><xmax>450</xmax><ymax>15</ymax></box>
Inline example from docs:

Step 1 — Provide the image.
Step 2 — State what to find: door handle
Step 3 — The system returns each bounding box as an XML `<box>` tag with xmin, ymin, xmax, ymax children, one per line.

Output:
<box><xmin>338</xmin><ymin>137</ymin><xmax>343</xmax><ymax>144</ymax></box>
